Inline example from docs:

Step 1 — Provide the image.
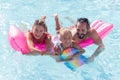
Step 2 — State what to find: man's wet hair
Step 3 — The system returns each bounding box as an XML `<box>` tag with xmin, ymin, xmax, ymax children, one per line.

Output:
<box><xmin>77</xmin><ymin>18</ymin><xmax>90</xmax><ymax>30</ymax></box>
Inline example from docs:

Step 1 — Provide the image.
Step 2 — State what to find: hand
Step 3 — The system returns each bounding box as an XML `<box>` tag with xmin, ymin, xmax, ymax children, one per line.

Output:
<box><xmin>54</xmin><ymin>13</ymin><xmax>58</xmax><ymax>19</ymax></box>
<box><xmin>54</xmin><ymin>46</ymin><xmax>60</xmax><ymax>56</ymax></box>
<box><xmin>67</xmin><ymin>55</ymin><xmax>73</xmax><ymax>59</ymax></box>
<box><xmin>54</xmin><ymin>52</ymin><xmax>60</xmax><ymax>56</ymax></box>
<box><xmin>40</xmin><ymin>51</ymin><xmax>46</xmax><ymax>55</ymax></box>
<box><xmin>87</xmin><ymin>56</ymin><xmax>94</xmax><ymax>63</ymax></box>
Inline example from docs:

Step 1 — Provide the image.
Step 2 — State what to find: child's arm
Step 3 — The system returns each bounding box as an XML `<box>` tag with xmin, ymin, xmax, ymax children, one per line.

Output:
<box><xmin>54</xmin><ymin>45</ymin><xmax>61</xmax><ymax>56</ymax></box>
<box><xmin>71</xmin><ymin>41</ymin><xmax>85</xmax><ymax>58</ymax></box>
<box><xmin>54</xmin><ymin>13</ymin><xmax>61</xmax><ymax>34</ymax></box>
<box><xmin>73</xmin><ymin>41</ymin><xmax>85</xmax><ymax>54</ymax></box>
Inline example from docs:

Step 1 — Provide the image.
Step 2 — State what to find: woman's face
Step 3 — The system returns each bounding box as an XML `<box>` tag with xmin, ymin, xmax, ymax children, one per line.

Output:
<box><xmin>76</xmin><ymin>22</ymin><xmax>88</xmax><ymax>39</ymax></box>
<box><xmin>32</xmin><ymin>25</ymin><xmax>45</xmax><ymax>39</ymax></box>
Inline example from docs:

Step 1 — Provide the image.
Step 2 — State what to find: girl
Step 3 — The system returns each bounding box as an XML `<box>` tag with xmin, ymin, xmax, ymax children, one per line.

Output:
<box><xmin>53</xmin><ymin>14</ymin><xmax>85</xmax><ymax>62</ymax></box>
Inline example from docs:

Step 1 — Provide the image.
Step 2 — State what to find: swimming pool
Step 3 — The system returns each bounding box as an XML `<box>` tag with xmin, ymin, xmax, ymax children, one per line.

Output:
<box><xmin>0</xmin><ymin>0</ymin><xmax>120</xmax><ymax>80</ymax></box>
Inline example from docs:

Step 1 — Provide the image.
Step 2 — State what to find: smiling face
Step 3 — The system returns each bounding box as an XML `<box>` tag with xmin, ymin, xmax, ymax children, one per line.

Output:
<box><xmin>60</xmin><ymin>28</ymin><xmax>72</xmax><ymax>48</ymax></box>
<box><xmin>32</xmin><ymin>19</ymin><xmax>47</xmax><ymax>39</ymax></box>
<box><xmin>76</xmin><ymin>18</ymin><xmax>90</xmax><ymax>39</ymax></box>
<box><xmin>32</xmin><ymin>25</ymin><xmax>45</xmax><ymax>39</ymax></box>
<box><xmin>76</xmin><ymin>22</ymin><xmax>88</xmax><ymax>39</ymax></box>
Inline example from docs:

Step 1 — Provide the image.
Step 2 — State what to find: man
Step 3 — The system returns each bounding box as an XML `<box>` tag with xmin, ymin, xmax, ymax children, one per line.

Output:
<box><xmin>72</xmin><ymin>18</ymin><xmax>105</xmax><ymax>62</ymax></box>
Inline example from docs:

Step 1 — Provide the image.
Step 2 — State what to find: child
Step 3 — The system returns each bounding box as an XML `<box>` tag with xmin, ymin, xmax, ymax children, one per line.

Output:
<box><xmin>26</xmin><ymin>16</ymin><xmax>52</xmax><ymax>55</ymax></box>
<box><xmin>53</xmin><ymin>14</ymin><xmax>85</xmax><ymax>62</ymax></box>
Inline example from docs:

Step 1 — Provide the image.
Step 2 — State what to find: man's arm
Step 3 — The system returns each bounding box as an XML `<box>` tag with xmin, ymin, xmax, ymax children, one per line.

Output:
<box><xmin>88</xmin><ymin>29</ymin><xmax>105</xmax><ymax>62</ymax></box>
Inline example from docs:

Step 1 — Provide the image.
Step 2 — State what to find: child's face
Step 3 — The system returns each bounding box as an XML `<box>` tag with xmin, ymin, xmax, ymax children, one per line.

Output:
<box><xmin>76</xmin><ymin>22</ymin><xmax>88</xmax><ymax>39</ymax></box>
<box><xmin>60</xmin><ymin>32</ymin><xmax>72</xmax><ymax>48</ymax></box>
<box><xmin>32</xmin><ymin>25</ymin><xmax>45</xmax><ymax>39</ymax></box>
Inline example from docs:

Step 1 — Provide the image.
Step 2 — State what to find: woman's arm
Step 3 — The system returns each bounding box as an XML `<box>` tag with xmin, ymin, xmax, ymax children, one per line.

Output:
<box><xmin>45</xmin><ymin>35</ymin><xmax>53</xmax><ymax>54</ymax></box>
<box><xmin>26</xmin><ymin>32</ymin><xmax>45</xmax><ymax>55</ymax></box>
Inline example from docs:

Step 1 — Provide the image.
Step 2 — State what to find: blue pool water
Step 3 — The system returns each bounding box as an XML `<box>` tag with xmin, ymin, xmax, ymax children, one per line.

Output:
<box><xmin>0</xmin><ymin>0</ymin><xmax>120</xmax><ymax>80</ymax></box>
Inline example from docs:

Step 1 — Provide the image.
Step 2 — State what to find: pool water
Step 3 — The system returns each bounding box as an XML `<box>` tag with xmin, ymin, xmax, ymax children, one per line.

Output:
<box><xmin>0</xmin><ymin>0</ymin><xmax>120</xmax><ymax>80</ymax></box>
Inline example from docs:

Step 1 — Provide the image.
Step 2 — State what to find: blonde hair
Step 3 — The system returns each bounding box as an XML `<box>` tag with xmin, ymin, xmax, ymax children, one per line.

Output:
<box><xmin>59</xmin><ymin>28</ymin><xmax>72</xmax><ymax>37</ymax></box>
<box><xmin>32</xmin><ymin>18</ymin><xmax>47</xmax><ymax>32</ymax></box>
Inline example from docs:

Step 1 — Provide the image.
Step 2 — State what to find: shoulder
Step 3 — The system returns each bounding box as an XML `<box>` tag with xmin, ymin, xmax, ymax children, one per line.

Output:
<box><xmin>26</xmin><ymin>31</ymin><xmax>32</xmax><ymax>38</ymax></box>
<box><xmin>72</xmin><ymin>40</ymin><xmax>78</xmax><ymax>46</ymax></box>
<box><xmin>72</xmin><ymin>32</ymin><xmax>77</xmax><ymax>39</ymax></box>
<box><xmin>45</xmin><ymin>32</ymin><xmax>51</xmax><ymax>40</ymax></box>
<box><xmin>44</xmin><ymin>32</ymin><xmax>52</xmax><ymax>43</ymax></box>
<box><xmin>72</xmin><ymin>31</ymin><xmax>77</xmax><ymax>36</ymax></box>
<box><xmin>88</xmin><ymin>28</ymin><xmax>98</xmax><ymax>37</ymax></box>
<box><xmin>89</xmin><ymin>28</ymin><xmax>97</xmax><ymax>34</ymax></box>
<box><xmin>89</xmin><ymin>28</ymin><xmax>103</xmax><ymax>45</ymax></box>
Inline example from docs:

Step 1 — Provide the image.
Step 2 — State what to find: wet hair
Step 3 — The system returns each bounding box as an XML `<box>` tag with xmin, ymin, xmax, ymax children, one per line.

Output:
<box><xmin>77</xmin><ymin>18</ymin><xmax>90</xmax><ymax>30</ymax></box>
<box><xmin>32</xmin><ymin>18</ymin><xmax>47</xmax><ymax>32</ymax></box>
<box><xmin>59</xmin><ymin>28</ymin><xmax>72</xmax><ymax>38</ymax></box>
